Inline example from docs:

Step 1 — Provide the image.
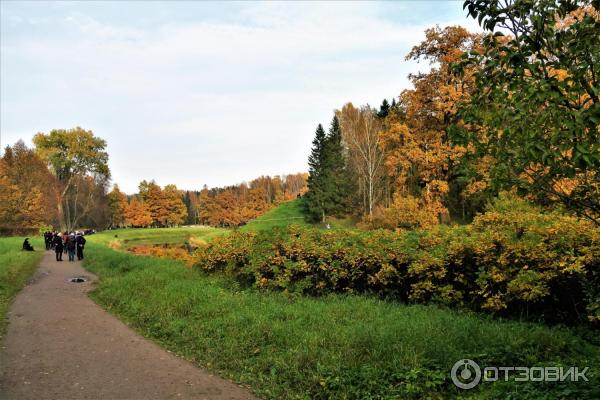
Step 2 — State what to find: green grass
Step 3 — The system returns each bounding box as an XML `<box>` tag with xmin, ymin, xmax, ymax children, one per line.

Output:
<box><xmin>94</xmin><ymin>200</ymin><xmax>349</xmax><ymax>245</ymax></box>
<box><xmin>83</xmin><ymin>239</ymin><xmax>600</xmax><ymax>399</ymax></box>
<box><xmin>240</xmin><ymin>198</ymin><xmax>359</xmax><ymax>232</ymax></box>
<box><xmin>93</xmin><ymin>226</ymin><xmax>229</xmax><ymax>248</ymax></box>
<box><xmin>326</xmin><ymin>215</ymin><xmax>360</xmax><ymax>230</ymax></box>
<box><xmin>0</xmin><ymin>236</ymin><xmax>44</xmax><ymax>337</ymax></box>
<box><xmin>241</xmin><ymin>199</ymin><xmax>309</xmax><ymax>232</ymax></box>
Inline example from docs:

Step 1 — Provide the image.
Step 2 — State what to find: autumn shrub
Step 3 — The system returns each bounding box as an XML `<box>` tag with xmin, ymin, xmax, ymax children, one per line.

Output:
<box><xmin>366</xmin><ymin>194</ymin><xmax>444</xmax><ymax>230</ymax></box>
<box><xmin>195</xmin><ymin>194</ymin><xmax>600</xmax><ymax>325</ymax></box>
<box><xmin>128</xmin><ymin>244</ymin><xmax>194</xmax><ymax>266</ymax></box>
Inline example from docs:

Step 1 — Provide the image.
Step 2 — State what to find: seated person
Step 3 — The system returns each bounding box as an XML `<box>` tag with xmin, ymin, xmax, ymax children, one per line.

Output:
<box><xmin>22</xmin><ymin>238</ymin><xmax>34</xmax><ymax>251</ymax></box>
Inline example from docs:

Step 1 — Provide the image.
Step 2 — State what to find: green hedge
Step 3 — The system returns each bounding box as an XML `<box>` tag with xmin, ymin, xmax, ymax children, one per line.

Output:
<box><xmin>195</xmin><ymin>195</ymin><xmax>600</xmax><ymax>325</ymax></box>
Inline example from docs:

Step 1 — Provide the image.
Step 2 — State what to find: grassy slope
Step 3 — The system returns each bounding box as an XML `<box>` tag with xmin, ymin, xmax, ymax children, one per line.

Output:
<box><xmin>241</xmin><ymin>199</ymin><xmax>309</xmax><ymax>232</ymax></box>
<box><xmin>0</xmin><ymin>237</ymin><xmax>44</xmax><ymax>337</ymax></box>
<box><xmin>83</xmin><ymin>237</ymin><xmax>600</xmax><ymax>399</ymax></box>
<box><xmin>241</xmin><ymin>198</ymin><xmax>361</xmax><ymax>232</ymax></box>
<box><xmin>241</xmin><ymin>199</ymin><xmax>359</xmax><ymax>232</ymax></box>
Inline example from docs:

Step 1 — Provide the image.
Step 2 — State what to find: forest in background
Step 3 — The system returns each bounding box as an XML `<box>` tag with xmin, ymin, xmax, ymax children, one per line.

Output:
<box><xmin>0</xmin><ymin>134</ymin><xmax>307</xmax><ymax>234</ymax></box>
<box><xmin>303</xmin><ymin>1</ymin><xmax>599</xmax><ymax>228</ymax></box>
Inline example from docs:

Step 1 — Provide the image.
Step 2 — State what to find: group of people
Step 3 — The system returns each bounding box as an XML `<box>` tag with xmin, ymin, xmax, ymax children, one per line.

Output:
<box><xmin>42</xmin><ymin>231</ymin><xmax>86</xmax><ymax>262</ymax></box>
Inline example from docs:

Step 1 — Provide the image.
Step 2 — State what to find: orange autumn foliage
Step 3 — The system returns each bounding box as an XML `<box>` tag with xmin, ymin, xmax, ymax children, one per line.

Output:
<box><xmin>0</xmin><ymin>141</ymin><xmax>59</xmax><ymax>234</ymax></box>
<box><xmin>128</xmin><ymin>244</ymin><xmax>194</xmax><ymax>266</ymax></box>
<box><xmin>124</xmin><ymin>197</ymin><xmax>153</xmax><ymax>227</ymax></box>
<box><xmin>196</xmin><ymin>173</ymin><xmax>308</xmax><ymax>227</ymax></box>
<box><xmin>375</xmin><ymin>26</ymin><xmax>483</xmax><ymax>228</ymax></box>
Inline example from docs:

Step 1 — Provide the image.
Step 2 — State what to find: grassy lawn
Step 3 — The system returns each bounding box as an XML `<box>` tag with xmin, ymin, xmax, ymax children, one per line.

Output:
<box><xmin>97</xmin><ymin>200</ymin><xmax>351</xmax><ymax>252</ymax></box>
<box><xmin>94</xmin><ymin>226</ymin><xmax>229</xmax><ymax>248</ymax></box>
<box><xmin>83</xmin><ymin>237</ymin><xmax>600</xmax><ymax>399</ymax></box>
<box><xmin>0</xmin><ymin>236</ymin><xmax>44</xmax><ymax>337</ymax></box>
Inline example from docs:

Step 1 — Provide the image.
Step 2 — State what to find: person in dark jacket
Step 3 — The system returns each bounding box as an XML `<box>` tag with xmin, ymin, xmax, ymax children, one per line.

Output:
<box><xmin>43</xmin><ymin>232</ymin><xmax>51</xmax><ymax>250</ymax></box>
<box><xmin>50</xmin><ymin>232</ymin><xmax>56</xmax><ymax>250</ymax></box>
<box><xmin>22</xmin><ymin>238</ymin><xmax>34</xmax><ymax>251</ymax></box>
<box><xmin>62</xmin><ymin>232</ymin><xmax>69</xmax><ymax>257</ymax></box>
<box><xmin>53</xmin><ymin>235</ymin><xmax>64</xmax><ymax>261</ymax></box>
<box><xmin>76</xmin><ymin>234</ymin><xmax>86</xmax><ymax>260</ymax></box>
<box><xmin>66</xmin><ymin>235</ymin><xmax>76</xmax><ymax>262</ymax></box>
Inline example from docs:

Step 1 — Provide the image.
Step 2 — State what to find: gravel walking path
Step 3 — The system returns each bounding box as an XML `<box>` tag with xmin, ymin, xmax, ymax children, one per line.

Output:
<box><xmin>0</xmin><ymin>252</ymin><xmax>256</xmax><ymax>400</ymax></box>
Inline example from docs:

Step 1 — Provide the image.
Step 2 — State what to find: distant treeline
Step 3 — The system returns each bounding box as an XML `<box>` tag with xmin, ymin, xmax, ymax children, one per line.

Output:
<box><xmin>1</xmin><ymin>129</ymin><xmax>307</xmax><ymax>233</ymax></box>
<box><xmin>182</xmin><ymin>173</ymin><xmax>308</xmax><ymax>227</ymax></box>
<box><xmin>107</xmin><ymin>173</ymin><xmax>308</xmax><ymax>229</ymax></box>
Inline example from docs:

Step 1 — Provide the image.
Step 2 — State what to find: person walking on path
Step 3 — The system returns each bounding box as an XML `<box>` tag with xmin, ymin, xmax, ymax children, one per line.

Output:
<box><xmin>49</xmin><ymin>232</ymin><xmax>56</xmax><ymax>251</ymax></box>
<box><xmin>66</xmin><ymin>234</ymin><xmax>76</xmax><ymax>262</ymax></box>
<box><xmin>53</xmin><ymin>235</ymin><xmax>64</xmax><ymax>261</ymax></box>
<box><xmin>43</xmin><ymin>231</ymin><xmax>51</xmax><ymax>250</ymax></box>
<box><xmin>62</xmin><ymin>231</ymin><xmax>69</xmax><ymax>258</ymax></box>
<box><xmin>76</xmin><ymin>233</ymin><xmax>86</xmax><ymax>260</ymax></box>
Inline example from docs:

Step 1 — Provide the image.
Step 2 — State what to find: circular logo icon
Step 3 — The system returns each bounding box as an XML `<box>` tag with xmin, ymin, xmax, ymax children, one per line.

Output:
<box><xmin>451</xmin><ymin>359</ymin><xmax>481</xmax><ymax>389</ymax></box>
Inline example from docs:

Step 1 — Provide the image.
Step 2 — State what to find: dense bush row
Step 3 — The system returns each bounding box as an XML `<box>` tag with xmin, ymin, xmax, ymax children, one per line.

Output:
<box><xmin>194</xmin><ymin>195</ymin><xmax>600</xmax><ymax>325</ymax></box>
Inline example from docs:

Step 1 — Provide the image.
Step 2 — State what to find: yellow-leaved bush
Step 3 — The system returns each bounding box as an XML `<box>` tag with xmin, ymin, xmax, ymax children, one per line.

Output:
<box><xmin>194</xmin><ymin>194</ymin><xmax>600</xmax><ymax>325</ymax></box>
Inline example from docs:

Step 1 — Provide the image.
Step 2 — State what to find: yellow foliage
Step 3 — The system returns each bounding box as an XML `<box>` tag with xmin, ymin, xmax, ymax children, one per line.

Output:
<box><xmin>128</xmin><ymin>244</ymin><xmax>194</xmax><ymax>266</ymax></box>
<box><xmin>369</xmin><ymin>193</ymin><xmax>445</xmax><ymax>230</ymax></box>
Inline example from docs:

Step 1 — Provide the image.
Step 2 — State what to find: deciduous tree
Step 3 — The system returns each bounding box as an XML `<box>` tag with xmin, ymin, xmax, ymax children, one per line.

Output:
<box><xmin>108</xmin><ymin>184</ymin><xmax>128</xmax><ymax>228</ymax></box>
<box><xmin>0</xmin><ymin>141</ymin><xmax>58</xmax><ymax>234</ymax></box>
<box><xmin>458</xmin><ymin>0</ymin><xmax>600</xmax><ymax>223</ymax></box>
<box><xmin>377</xmin><ymin>26</ymin><xmax>482</xmax><ymax>226</ymax></box>
<box><xmin>337</xmin><ymin>103</ymin><xmax>385</xmax><ymax>218</ymax></box>
<box><xmin>124</xmin><ymin>197</ymin><xmax>152</xmax><ymax>227</ymax></box>
<box><xmin>33</xmin><ymin>127</ymin><xmax>110</xmax><ymax>231</ymax></box>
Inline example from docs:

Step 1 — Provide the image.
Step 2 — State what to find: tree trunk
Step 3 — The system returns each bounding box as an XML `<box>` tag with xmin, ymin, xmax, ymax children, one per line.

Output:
<box><xmin>57</xmin><ymin>201</ymin><xmax>66</xmax><ymax>231</ymax></box>
<box><xmin>57</xmin><ymin>177</ymin><xmax>73</xmax><ymax>232</ymax></box>
<box><xmin>368</xmin><ymin>174</ymin><xmax>373</xmax><ymax>218</ymax></box>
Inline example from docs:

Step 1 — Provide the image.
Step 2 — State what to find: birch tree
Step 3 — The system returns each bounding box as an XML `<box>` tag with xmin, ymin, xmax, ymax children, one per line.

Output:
<box><xmin>337</xmin><ymin>103</ymin><xmax>385</xmax><ymax>218</ymax></box>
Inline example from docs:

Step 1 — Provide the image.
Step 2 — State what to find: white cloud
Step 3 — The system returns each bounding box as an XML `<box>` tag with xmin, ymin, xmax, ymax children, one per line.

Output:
<box><xmin>1</xmin><ymin>2</ymin><xmax>482</xmax><ymax>193</ymax></box>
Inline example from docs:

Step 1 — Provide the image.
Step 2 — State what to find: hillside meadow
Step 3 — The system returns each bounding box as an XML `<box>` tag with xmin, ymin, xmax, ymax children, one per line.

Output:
<box><xmin>241</xmin><ymin>199</ymin><xmax>309</xmax><ymax>232</ymax></box>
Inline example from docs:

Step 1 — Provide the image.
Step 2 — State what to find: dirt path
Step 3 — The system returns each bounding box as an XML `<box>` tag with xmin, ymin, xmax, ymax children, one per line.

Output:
<box><xmin>0</xmin><ymin>251</ymin><xmax>257</xmax><ymax>400</ymax></box>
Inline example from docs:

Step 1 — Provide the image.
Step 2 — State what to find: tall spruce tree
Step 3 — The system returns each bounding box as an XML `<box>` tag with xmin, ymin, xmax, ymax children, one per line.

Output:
<box><xmin>304</xmin><ymin>117</ymin><xmax>351</xmax><ymax>222</ymax></box>
<box><xmin>304</xmin><ymin>124</ymin><xmax>328</xmax><ymax>222</ymax></box>
<box><xmin>377</xmin><ymin>99</ymin><xmax>390</xmax><ymax>119</ymax></box>
<box><xmin>323</xmin><ymin>115</ymin><xmax>351</xmax><ymax>216</ymax></box>
<box><xmin>183</xmin><ymin>191</ymin><xmax>194</xmax><ymax>225</ymax></box>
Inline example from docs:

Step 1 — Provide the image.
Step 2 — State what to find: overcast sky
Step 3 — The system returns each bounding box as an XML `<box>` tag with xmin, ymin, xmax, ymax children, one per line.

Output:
<box><xmin>1</xmin><ymin>1</ymin><xmax>481</xmax><ymax>194</ymax></box>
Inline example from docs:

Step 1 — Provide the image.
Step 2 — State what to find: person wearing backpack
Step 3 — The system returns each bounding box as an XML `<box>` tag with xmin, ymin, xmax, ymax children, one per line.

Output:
<box><xmin>53</xmin><ymin>234</ymin><xmax>64</xmax><ymax>261</ymax></box>
<box><xmin>66</xmin><ymin>234</ymin><xmax>76</xmax><ymax>262</ymax></box>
